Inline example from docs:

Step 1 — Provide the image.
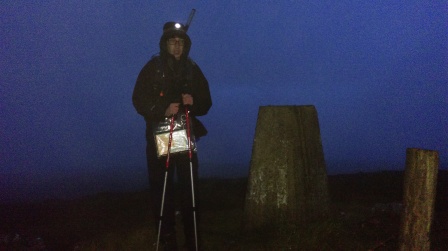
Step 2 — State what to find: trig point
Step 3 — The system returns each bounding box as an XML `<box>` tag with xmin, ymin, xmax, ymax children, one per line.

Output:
<box><xmin>244</xmin><ymin>105</ymin><xmax>330</xmax><ymax>230</ymax></box>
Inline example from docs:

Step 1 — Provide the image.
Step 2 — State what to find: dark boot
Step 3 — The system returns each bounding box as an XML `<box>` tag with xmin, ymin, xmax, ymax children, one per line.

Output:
<box><xmin>161</xmin><ymin>233</ymin><xmax>178</xmax><ymax>251</ymax></box>
<box><xmin>184</xmin><ymin>231</ymin><xmax>202</xmax><ymax>251</ymax></box>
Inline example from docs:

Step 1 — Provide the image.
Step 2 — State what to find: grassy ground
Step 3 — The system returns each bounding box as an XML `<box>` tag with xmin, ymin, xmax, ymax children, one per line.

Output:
<box><xmin>1</xmin><ymin>171</ymin><xmax>447</xmax><ymax>250</ymax></box>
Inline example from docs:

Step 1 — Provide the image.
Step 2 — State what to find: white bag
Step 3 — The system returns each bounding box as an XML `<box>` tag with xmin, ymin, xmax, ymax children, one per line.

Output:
<box><xmin>153</xmin><ymin>112</ymin><xmax>196</xmax><ymax>158</ymax></box>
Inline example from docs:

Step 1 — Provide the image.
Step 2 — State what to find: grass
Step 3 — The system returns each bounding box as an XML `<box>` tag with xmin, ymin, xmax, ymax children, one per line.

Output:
<box><xmin>1</xmin><ymin>171</ymin><xmax>447</xmax><ymax>250</ymax></box>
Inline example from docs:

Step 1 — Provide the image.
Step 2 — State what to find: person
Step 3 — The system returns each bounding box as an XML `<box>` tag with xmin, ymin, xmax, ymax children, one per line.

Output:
<box><xmin>132</xmin><ymin>21</ymin><xmax>212</xmax><ymax>251</ymax></box>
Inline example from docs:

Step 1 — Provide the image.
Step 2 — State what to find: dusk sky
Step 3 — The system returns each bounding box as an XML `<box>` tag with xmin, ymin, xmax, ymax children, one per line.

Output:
<box><xmin>1</xmin><ymin>1</ymin><xmax>447</xmax><ymax>203</ymax></box>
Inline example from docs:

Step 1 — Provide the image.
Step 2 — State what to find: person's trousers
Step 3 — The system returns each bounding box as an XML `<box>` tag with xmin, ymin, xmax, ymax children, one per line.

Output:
<box><xmin>146</xmin><ymin>140</ymin><xmax>200</xmax><ymax>247</ymax></box>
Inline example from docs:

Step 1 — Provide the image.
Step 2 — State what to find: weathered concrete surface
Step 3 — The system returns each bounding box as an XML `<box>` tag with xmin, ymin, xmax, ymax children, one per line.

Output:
<box><xmin>244</xmin><ymin>105</ymin><xmax>329</xmax><ymax>230</ymax></box>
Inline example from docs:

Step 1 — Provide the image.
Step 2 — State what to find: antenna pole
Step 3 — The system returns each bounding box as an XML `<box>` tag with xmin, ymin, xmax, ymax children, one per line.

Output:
<box><xmin>185</xmin><ymin>9</ymin><xmax>196</xmax><ymax>32</ymax></box>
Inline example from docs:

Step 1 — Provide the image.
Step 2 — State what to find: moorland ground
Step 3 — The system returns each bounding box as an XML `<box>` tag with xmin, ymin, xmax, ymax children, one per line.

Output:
<box><xmin>1</xmin><ymin>170</ymin><xmax>447</xmax><ymax>250</ymax></box>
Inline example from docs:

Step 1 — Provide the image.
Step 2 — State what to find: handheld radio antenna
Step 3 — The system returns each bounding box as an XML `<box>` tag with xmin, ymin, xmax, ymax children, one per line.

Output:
<box><xmin>184</xmin><ymin>9</ymin><xmax>196</xmax><ymax>32</ymax></box>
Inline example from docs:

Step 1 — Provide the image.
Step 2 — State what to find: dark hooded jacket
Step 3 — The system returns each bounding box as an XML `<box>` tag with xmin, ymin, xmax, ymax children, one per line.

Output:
<box><xmin>132</xmin><ymin>23</ymin><xmax>212</xmax><ymax>141</ymax></box>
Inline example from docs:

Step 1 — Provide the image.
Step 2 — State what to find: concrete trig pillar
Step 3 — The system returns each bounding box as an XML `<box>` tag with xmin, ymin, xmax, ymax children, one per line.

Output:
<box><xmin>244</xmin><ymin>105</ymin><xmax>330</xmax><ymax>230</ymax></box>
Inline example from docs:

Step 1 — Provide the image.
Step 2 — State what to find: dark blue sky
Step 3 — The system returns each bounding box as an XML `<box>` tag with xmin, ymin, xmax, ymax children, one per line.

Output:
<box><xmin>1</xmin><ymin>1</ymin><xmax>447</xmax><ymax>202</ymax></box>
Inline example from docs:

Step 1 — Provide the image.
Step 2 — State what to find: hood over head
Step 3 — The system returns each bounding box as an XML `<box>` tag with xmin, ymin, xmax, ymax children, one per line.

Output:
<box><xmin>159</xmin><ymin>22</ymin><xmax>192</xmax><ymax>60</ymax></box>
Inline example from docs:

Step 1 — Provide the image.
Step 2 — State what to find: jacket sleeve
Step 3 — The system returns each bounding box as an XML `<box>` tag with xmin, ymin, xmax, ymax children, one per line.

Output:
<box><xmin>132</xmin><ymin>60</ymin><xmax>170</xmax><ymax>121</ymax></box>
<box><xmin>189</xmin><ymin>63</ymin><xmax>212</xmax><ymax>117</ymax></box>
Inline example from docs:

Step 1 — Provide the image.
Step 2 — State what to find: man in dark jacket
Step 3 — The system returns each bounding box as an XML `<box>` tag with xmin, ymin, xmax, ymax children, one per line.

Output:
<box><xmin>133</xmin><ymin>21</ymin><xmax>212</xmax><ymax>251</ymax></box>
